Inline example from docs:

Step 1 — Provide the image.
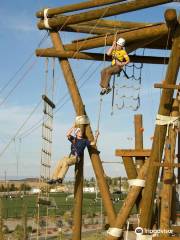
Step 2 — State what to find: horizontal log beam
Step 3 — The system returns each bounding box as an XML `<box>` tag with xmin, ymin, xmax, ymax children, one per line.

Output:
<box><xmin>63</xmin><ymin>24</ymin><xmax>168</xmax><ymax>51</ymax></box>
<box><xmin>154</xmin><ymin>83</ymin><xmax>180</xmax><ymax>90</ymax></box>
<box><xmin>153</xmin><ymin>162</ymin><xmax>180</xmax><ymax>168</ymax></box>
<box><xmin>63</xmin><ymin>24</ymin><xmax>126</xmax><ymax>35</ymax></box>
<box><xmin>36</xmin><ymin>0</ymin><xmax>125</xmax><ymax>18</ymax></box>
<box><xmin>71</xmin><ymin>23</ymin><xmax>163</xmax><ymax>43</ymax></box>
<box><xmin>115</xmin><ymin>149</ymin><xmax>151</xmax><ymax>157</ymax></box>
<box><xmin>37</xmin><ymin>0</ymin><xmax>173</xmax><ymax>30</ymax></box>
<box><xmin>79</xmin><ymin>19</ymin><xmax>155</xmax><ymax>29</ymax></box>
<box><xmin>35</xmin><ymin>48</ymin><xmax>169</xmax><ymax>64</ymax></box>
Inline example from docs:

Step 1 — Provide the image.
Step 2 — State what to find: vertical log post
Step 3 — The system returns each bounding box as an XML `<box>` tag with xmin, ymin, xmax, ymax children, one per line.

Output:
<box><xmin>134</xmin><ymin>114</ymin><xmax>144</xmax><ymax>171</ymax></box>
<box><xmin>122</xmin><ymin>157</ymin><xmax>137</xmax><ymax>179</ymax></box>
<box><xmin>49</xmin><ymin>31</ymin><xmax>116</xmax><ymax>224</ymax></box>
<box><xmin>140</xmin><ymin>14</ymin><xmax>180</xmax><ymax>229</ymax></box>
<box><xmin>106</xmin><ymin>160</ymin><xmax>149</xmax><ymax>240</ymax></box>
<box><xmin>178</xmin><ymin>92</ymin><xmax>180</xmax><ymax>184</ymax></box>
<box><xmin>160</xmin><ymin>99</ymin><xmax>179</xmax><ymax>236</ymax></box>
<box><xmin>72</xmin><ymin>106</ymin><xmax>85</xmax><ymax>240</ymax></box>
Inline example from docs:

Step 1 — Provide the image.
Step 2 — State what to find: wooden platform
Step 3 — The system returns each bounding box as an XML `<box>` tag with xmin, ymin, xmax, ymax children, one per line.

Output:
<box><xmin>115</xmin><ymin>149</ymin><xmax>151</xmax><ymax>157</ymax></box>
<box><xmin>171</xmin><ymin>225</ymin><xmax>180</xmax><ymax>234</ymax></box>
<box><xmin>154</xmin><ymin>83</ymin><xmax>180</xmax><ymax>90</ymax></box>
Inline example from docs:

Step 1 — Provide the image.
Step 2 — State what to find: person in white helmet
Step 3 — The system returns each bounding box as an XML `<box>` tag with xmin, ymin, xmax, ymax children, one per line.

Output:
<box><xmin>100</xmin><ymin>37</ymin><xmax>130</xmax><ymax>95</ymax></box>
<box><xmin>47</xmin><ymin>124</ymin><xmax>99</xmax><ymax>184</ymax></box>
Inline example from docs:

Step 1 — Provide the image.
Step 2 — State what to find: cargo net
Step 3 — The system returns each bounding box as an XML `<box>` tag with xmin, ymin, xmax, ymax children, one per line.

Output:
<box><xmin>114</xmin><ymin>50</ymin><xmax>144</xmax><ymax>112</ymax></box>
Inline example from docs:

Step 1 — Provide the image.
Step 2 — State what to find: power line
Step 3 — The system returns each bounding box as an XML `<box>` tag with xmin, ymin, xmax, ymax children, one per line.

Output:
<box><xmin>19</xmin><ymin>61</ymin><xmax>102</xmax><ymax>139</ymax></box>
<box><xmin>18</xmin><ymin>56</ymin><xmax>100</xmax><ymax>138</ymax></box>
<box><xmin>0</xmin><ymin>32</ymin><xmax>49</xmax><ymax>106</ymax></box>
<box><xmin>4</xmin><ymin>6</ymin><xmax>110</xmax><ymax>141</ymax></box>
<box><xmin>0</xmin><ymin>100</ymin><xmax>42</xmax><ymax>158</ymax></box>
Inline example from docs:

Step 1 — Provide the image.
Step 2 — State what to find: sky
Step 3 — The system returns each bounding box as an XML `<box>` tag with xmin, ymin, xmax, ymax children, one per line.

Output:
<box><xmin>0</xmin><ymin>0</ymin><xmax>180</xmax><ymax>180</ymax></box>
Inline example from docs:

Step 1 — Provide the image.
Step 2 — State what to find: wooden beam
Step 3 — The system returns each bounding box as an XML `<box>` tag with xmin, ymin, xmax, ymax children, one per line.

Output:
<box><xmin>160</xmin><ymin>99</ymin><xmax>179</xmax><ymax>236</ymax></box>
<box><xmin>165</xmin><ymin>8</ymin><xmax>178</xmax><ymax>28</ymax></box>
<box><xmin>49</xmin><ymin>31</ymin><xmax>116</xmax><ymax>224</ymax></box>
<box><xmin>36</xmin><ymin>49</ymin><xmax>169</xmax><ymax>65</ymax></box>
<box><xmin>115</xmin><ymin>149</ymin><xmax>151</xmax><ymax>157</ymax></box>
<box><xmin>37</xmin><ymin>0</ymin><xmax>173</xmax><ymax>30</ymax></box>
<box><xmin>122</xmin><ymin>157</ymin><xmax>137</xmax><ymax>179</ymax></box>
<box><xmin>153</xmin><ymin>162</ymin><xmax>180</xmax><ymax>167</ymax></box>
<box><xmin>72</xmin><ymin>105</ymin><xmax>85</xmax><ymax>240</ymax></box>
<box><xmin>36</xmin><ymin>0</ymin><xmax>125</xmax><ymax>18</ymax></box>
<box><xmin>154</xmin><ymin>83</ymin><xmax>180</xmax><ymax>90</ymax></box>
<box><xmin>63</xmin><ymin>24</ymin><xmax>126</xmax><ymax>35</ymax></box>
<box><xmin>63</xmin><ymin>24</ymin><xmax>168</xmax><ymax>51</ymax></box>
<box><xmin>72</xmin><ymin>23</ymin><xmax>164</xmax><ymax>44</ymax></box>
<box><xmin>134</xmin><ymin>114</ymin><xmax>145</xmax><ymax>171</ymax></box>
<box><xmin>140</xmin><ymin>14</ymin><xmax>180</xmax><ymax>229</ymax></box>
<box><xmin>106</xmin><ymin>160</ymin><xmax>149</xmax><ymax>240</ymax></box>
<box><xmin>80</xmin><ymin>19</ymin><xmax>155</xmax><ymax>29</ymax></box>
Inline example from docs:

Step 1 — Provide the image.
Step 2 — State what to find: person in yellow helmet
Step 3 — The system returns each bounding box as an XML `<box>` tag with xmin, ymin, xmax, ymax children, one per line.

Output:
<box><xmin>100</xmin><ymin>37</ymin><xmax>130</xmax><ymax>95</ymax></box>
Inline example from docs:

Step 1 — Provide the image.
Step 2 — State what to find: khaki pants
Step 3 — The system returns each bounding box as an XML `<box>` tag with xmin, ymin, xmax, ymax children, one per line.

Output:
<box><xmin>52</xmin><ymin>155</ymin><xmax>77</xmax><ymax>179</ymax></box>
<box><xmin>100</xmin><ymin>65</ymin><xmax>122</xmax><ymax>89</ymax></box>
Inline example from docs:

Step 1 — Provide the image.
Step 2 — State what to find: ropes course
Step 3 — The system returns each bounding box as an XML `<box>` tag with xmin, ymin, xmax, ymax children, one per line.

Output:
<box><xmin>1</xmin><ymin>1</ymin><xmax>180</xmax><ymax>239</ymax></box>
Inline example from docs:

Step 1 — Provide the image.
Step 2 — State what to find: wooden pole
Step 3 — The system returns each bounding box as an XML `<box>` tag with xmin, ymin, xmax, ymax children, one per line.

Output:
<box><xmin>79</xmin><ymin>19</ymin><xmax>154</xmax><ymax>29</ymax></box>
<box><xmin>53</xmin><ymin>22</ymin><xmax>164</xmax><ymax>36</ymax></box>
<box><xmin>178</xmin><ymin>93</ymin><xmax>180</xmax><ymax>184</ymax></box>
<box><xmin>37</xmin><ymin>0</ymin><xmax>173</xmax><ymax>30</ymax></box>
<box><xmin>72</xmin><ymin>106</ymin><xmax>85</xmax><ymax>240</ymax></box>
<box><xmin>134</xmin><ymin>114</ymin><xmax>144</xmax><ymax>171</ymax></box>
<box><xmin>160</xmin><ymin>99</ymin><xmax>179</xmax><ymax>236</ymax></box>
<box><xmin>106</xmin><ymin>160</ymin><xmax>149</xmax><ymax>240</ymax></box>
<box><xmin>36</xmin><ymin>48</ymin><xmax>169</xmax><ymax>64</ymax></box>
<box><xmin>49</xmin><ymin>31</ymin><xmax>116</xmax><ymax>224</ymax></box>
<box><xmin>36</xmin><ymin>0</ymin><xmax>125</xmax><ymax>18</ymax></box>
<box><xmin>140</xmin><ymin>14</ymin><xmax>180</xmax><ymax>229</ymax></box>
<box><xmin>63</xmin><ymin>24</ymin><xmax>167</xmax><ymax>51</ymax></box>
<box><xmin>73</xmin><ymin>156</ymin><xmax>84</xmax><ymax>240</ymax></box>
<box><xmin>122</xmin><ymin>157</ymin><xmax>137</xmax><ymax>179</ymax></box>
<box><xmin>63</xmin><ymin>24</ymin><xmax>126</xmax><ymax>35</ymax></box>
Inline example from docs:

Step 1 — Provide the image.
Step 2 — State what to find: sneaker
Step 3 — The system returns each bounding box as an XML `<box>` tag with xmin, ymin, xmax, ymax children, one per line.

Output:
<box><xmin>100</xmin><ymin>88</ymin><xmax>107</xmax><ymax>95</ymax></box>
<box><xmin>106</xmin><ymin>87</ymin><xmax>112</xmax><ymax>94</ymax></box>
<box><xmin>47</xmin><ymin>179</ymin><xmax>57</xmax><ymax>185</ymax></box>
<box><xmin>57</xmin><ymin>178</ymin><xmax>63</xmax><ymax>184</ymax></box>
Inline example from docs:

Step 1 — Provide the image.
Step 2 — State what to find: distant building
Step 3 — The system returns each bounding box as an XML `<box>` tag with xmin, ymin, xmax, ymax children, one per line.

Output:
<box><xmin>30</xmin><ymin>188</ymin><xmax>41</xmax><ymax>194</ymax></box>
<box><xmin>83</xmin><ymin>187</ymin><xmax>96</xmax><ymax>193</ymax></box>
<box><xmin>50</xmin><ymin>185</ymin><xmax>69</xmax><ymax>193</ymax></box>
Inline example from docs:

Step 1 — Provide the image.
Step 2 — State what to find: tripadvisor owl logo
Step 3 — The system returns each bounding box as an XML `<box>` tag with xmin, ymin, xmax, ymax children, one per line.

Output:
<box><xmin>135</xmin><ymin>227</ymin><xmax>143</xmax><ymax>235</ymax></box>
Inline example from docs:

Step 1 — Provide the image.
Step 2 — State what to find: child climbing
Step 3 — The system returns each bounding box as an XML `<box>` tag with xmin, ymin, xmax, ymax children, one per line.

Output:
<box><xmin>100</xmin><ymin>37</ymin><xmax>130</xmax><ymax>95</ymax></box>
<box><xmin>47</xmin><ymin>124</ymin><xmax>99</xmax><ymax>184</ymax></box>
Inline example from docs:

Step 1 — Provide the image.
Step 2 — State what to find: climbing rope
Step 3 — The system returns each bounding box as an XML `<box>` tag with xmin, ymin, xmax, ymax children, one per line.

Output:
<box><xmin>96</xmin><ymin>34</ymin><xmax>108</xmax><ymax>136</ymax></box>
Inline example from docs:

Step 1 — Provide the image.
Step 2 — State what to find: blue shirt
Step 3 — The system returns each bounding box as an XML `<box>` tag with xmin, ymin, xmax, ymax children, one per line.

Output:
<box><xmin>68</xmin><ymin>135</ymin><xmax>90</xmax><ymax>157</ymax></box>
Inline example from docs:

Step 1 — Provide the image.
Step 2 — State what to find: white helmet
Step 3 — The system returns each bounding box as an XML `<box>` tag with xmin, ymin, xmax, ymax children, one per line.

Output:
<box><xmin>117</xmin><ymin>38</ymin><xmax>125</xmax><ymax>46</ymax></box>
